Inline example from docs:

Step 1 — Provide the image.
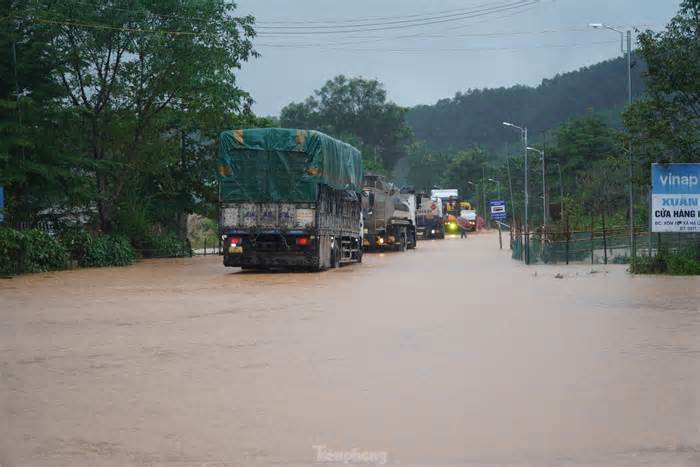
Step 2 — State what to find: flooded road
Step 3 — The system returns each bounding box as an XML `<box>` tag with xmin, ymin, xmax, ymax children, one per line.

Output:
<box><xmin>1</xmin><ymin>232</ymin><xmax>699</xmax><ymax>466</ymax></box>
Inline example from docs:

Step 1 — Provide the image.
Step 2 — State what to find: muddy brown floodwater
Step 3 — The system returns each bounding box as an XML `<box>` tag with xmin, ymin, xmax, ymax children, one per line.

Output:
<box><xmin>1</xmin><ymin>232</ymin><xmax>699</xmax><ymax>467</ymax></box>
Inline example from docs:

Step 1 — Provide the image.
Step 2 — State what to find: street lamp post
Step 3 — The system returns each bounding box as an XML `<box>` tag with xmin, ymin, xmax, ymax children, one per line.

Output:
<box><xmin>467</xmin><ymin>180</ymin><xmax>478</xmax><ymax>214</ymax></box>
<box><xmin>481</xmin><ymin>166</ymin><xmax>488</xmax><ymax>224</ymax></box>
<box><xmin>505</xmin><ymin>157</ymin><xmax>517</xmax><ymax>225</ymax></box>
<box><xmin>487</xmin><ymin>178</ymin><xmax>501</xmax><ymax>199</ymax></box>
<box><xmin>555</xmin><ymin>162</ymin><xmax>564</xmax><ymax>221</ymax></box>
<box><xmin>503</xmin><ymin>121</ymin><xmax>528</xmax><ymax>264</ymax></box>
<box><xmin>527</xmin><ymin>146</ymin><xmax>546</xmax><ymax>231</ymax></box>
<box><xmin>590</xmin><ymin>22</ymin><xmax>636</xmax><ymax>268</ymax></box>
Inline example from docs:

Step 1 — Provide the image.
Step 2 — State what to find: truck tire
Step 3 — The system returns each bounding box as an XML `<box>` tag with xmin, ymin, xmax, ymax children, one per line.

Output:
<box><xmin>330</xmin><ymin>243</ymin><xmax>339</xmax><ymax>268</ymax></box>
<box><xmin>407</xmin><ymin>230</ymin><xmax>416</xmax><ymax>250</ymax></box>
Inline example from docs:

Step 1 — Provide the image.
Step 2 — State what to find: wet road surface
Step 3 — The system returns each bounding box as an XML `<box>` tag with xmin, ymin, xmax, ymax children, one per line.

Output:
<box><xmin>1</xmin><ymin>232</ymin><xmax>699</xmax><ymax>466</ymax></box>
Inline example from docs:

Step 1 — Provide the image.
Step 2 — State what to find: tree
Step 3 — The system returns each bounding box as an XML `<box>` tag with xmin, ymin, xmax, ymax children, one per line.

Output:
<box><xmin>0</xmin><ymin>0</ymin><xmax>92</xmax><ymax>225</ymax></box>
<box><xmin>37</xmin><ymin>0</ymin><xmax>256</xmax><ymax>232</ymax></box>
<box><xmin>441</xmin><ymin>146</ymin><xmax>490</xmax><ymax>206</ymax></box>
<box><xmin>280</xmin><ymin>75</ymin><xmax>414</xmax><ymax>171</ymax></box>
<box><xmin>407</xmin><ymin>57</ymin><xmax>647</xmax><ymax>152</ymax></box>
<box><xmin>624</xmin><ymin>0</ymin><xmax>700</xmax><ymax>166</ymax></box>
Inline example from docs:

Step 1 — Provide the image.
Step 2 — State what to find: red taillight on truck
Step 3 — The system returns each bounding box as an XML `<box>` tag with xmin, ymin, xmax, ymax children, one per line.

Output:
<box><xmin>296</xmin><ymin>237</ymin><xmax>310</xmax><ymax>246</ymax></box>
<box><xmin>229</xmin><ymin>236</ymin><xmax>242</xmax><ymax>247</ymax></box>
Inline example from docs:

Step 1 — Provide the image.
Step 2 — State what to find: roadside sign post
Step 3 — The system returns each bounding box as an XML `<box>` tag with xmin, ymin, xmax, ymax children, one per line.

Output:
<box><xmin>490</xmin><ymin>200</ymin><xmax>507</xmax><ymax>249</ymax></box>
<box><xmin>651</xmin><ymin>164</ymin><xmax>700</xmax><ymax>234</ymax></box>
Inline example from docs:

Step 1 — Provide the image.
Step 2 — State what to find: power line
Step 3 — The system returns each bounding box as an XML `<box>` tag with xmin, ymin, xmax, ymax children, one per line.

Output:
<box><xmin>253</xmin><ymin>0</ymin><xmax>518</xmax><ymax>25</ymax></box>
<box><xmin>253</xmin><ymin>25</ymin><xmax>655</xmax><ymax>49</ymax></box>
<box><xmin>254</xmin><ymin>39</ymin><xmax>622</xmax><ymax>53</ymax></box>
<box><xmin>254</xmin><ymin>1</ymin><xmax>530</xmax><ymax>29</ymax></box>
<box><xmin>253</xmin><ymin>1</ymin><xmax>539</xmax><ymax>34</ymax></box>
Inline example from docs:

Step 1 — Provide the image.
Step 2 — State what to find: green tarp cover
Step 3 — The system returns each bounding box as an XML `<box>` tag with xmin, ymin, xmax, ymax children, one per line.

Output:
<box><xmin>218</xmin><ymin>128</ymin><xmax>363</xmax><ymax>202</ymax></box>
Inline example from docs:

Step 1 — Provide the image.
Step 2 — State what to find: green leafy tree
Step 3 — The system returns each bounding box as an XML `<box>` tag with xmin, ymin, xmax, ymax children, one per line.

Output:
<box><xmin>37</xmin><ymin>0</ymin><xmax>256</xmax><ymax>232</ymax></box>
<box><xmin>0</xmin><ymin>0</ymin><xmax>92</xmax><ymax>225</ymax></box>
<box><xmin>280</xmin><ymin>75</ymin><xmax>414</xmax><ymax>171</ymax></box>
<box><xmin>624</xmin><ymin>0</ymin><xmax>700</xmax><ymax>165</ymax></box>
<box><xmin>441</xmin><ymin>146</ymin><xmax>490</xmax><ymax>207</ymax></box>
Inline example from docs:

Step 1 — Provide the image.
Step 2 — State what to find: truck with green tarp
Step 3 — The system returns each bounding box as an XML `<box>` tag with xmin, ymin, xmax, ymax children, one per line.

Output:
<box><xmin>218</xmin><ymin>128</ymin><xmax>364</xmax><ymax>270</ymax></box>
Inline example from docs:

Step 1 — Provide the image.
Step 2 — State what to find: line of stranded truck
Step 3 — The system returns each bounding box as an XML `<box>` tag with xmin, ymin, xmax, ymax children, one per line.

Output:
<box><xmin>362</xmin><ymin>174</ymin><xmax>417</xmax><ymax>251</ymax></box>
<box><xmin>218</xmin><ymin>128</ymin><xmax>365</xmax><ymax>271</ymax></box>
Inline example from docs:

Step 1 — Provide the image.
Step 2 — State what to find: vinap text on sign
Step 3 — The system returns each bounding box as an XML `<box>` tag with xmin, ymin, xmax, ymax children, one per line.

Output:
<box><xmin>651</xmin><ymin>163</ymin><xmax>700</xmax><ymax>233</ymax></box>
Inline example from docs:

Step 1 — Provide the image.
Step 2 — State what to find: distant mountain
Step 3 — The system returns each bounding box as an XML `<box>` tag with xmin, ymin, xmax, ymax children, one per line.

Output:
<box><xmin>406</xmin><ymin>55</ymin><xmax>647</xmax><ymax>151</ymax></box>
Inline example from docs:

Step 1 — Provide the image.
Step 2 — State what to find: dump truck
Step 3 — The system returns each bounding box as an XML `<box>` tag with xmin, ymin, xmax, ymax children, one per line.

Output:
<box><xmin>362</xmin><ymin>174</ymin><xmax>417</xmax><ymax>251</ymax></box>
<box><xmin>416</xmin><ymin>193</ymin><xmax>444</xmax><ymax>239</ymax></box>
<box><xmin>218</xmin><ymin>128</ymin><xmax>364</xmax><ymax>271</ymax></box>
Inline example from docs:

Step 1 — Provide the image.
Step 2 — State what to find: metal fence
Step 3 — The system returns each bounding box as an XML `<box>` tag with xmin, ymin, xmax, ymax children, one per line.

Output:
<box><xmin>510</xmin><ymin>226</ymin><xmax>700</xmax><ymax>265</ymax></box>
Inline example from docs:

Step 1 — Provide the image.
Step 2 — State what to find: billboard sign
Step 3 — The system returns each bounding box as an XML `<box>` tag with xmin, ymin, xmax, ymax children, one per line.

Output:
<box><xmin>651</xmin><ymin>163</ymin><xmax>700</xmax><ymax>233</ymax></box>
<box><xmin>430</xmin><ymin>189</ymin><xmax>459</xmax><ymax>200</ymax></box>
<box><xmin>489</xmin><ymin>199</ymin><xmax>507</xmax><ymax>221</ymax></box>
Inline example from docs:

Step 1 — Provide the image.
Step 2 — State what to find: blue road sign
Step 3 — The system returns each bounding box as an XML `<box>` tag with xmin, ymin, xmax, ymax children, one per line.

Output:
<box><xmin>651</xmin><ymin>163</ymin><xmax>700</xmax><ymax>233</ymax></box>
<box><xmin>0</xmin><ymin>185</ymin><xmax>4</xmax><ymax>223</ymax></box>
<box><xmin>489</xmin><ymin>199</ymin><xmax>507</xmax><ymax>221</ymax></box>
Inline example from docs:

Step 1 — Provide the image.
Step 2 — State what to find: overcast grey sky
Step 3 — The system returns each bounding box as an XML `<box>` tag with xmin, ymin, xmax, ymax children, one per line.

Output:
<box><xmin>235</xmin><ymin>0</ymin><xmax>681</xmax><ymax>116</ymax></box>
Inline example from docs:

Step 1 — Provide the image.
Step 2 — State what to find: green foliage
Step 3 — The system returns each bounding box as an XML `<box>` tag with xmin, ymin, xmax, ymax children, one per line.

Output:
<box><xmin>2</xmin><ymin>0</ymin><xmax>258</xmax><ymax>238</ymax></box>
<box><xmin>407</xmin><ymin>57</ymin><xmax>647</xmax><ymax>151</ymax></box>
<box><xmin>665</xmin><ymin>251</ymin><xmax>700</xmax><ymax>275</ymax></box>
<box><xmin>0</xmin><ymin>228</ymin><xmax>67</xmax><ymax>275</ymax></box>
<box><xmin>60</xmin><ymin>229</ymin><xmax>135</xmax><ymax>267</ymax></box>
<box><xmin>280</xmin><ymin>75</ymin><xmax>414</xmax><ymax>170</ymax></box>
<box><xmin>80</xmin><ymin>235</ymin><xmax>135</xmax><ymax>268</ymax></box>
<box><xmin>189</xmin><ymin>217</ymin><xmax>219</xmax><ymax>250</ymax></box>
<box><xmin>141</xmin><ymin>232</ymin><xmax>192</xmax><ymax>258</ymax></box>
<box><xmin>623</xmin><ymin>0</ymin><xmax>700</xmax><ymax>171</ymax></box>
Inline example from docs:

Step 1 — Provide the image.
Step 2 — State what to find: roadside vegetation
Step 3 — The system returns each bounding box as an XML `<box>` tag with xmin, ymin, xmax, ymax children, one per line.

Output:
<box><xmin>1</xmin><ymin>0</ymin><xmax>697</xmax><ymax>275</ymax></box>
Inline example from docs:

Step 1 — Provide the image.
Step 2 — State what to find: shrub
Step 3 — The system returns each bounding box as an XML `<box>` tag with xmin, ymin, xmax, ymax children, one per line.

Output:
<box><xmin>665</xmin><ymin>250</ymin><xmax>700</xmax><ymax>276</ymax></box>
<box><xmin>142</xmin><ymin>232</ymin><xmax>192</xmax><ymax>258</ymax></box>
<box><xmin>0</xmin><ymin>228</ymin><xmax>67</xmax><ymax>275</ymax></box>
<box><xmin>80</xmin><ymin>234</ymin><xmax>135</xmax><ymax>268</ymax></box>
<box><xmin>630</xmin><ymin>255</ymin><xmax>666</xmax><ymax>274</ymax></box>
<box><xmin>0</xmin><ymin>228</ymin><xmax>24</xmax><ymax>275</ymax></box>
<box><xmin>22</xmin><ymin>229</ymin><xmax>68</xmax><ymax>272</ymax></box>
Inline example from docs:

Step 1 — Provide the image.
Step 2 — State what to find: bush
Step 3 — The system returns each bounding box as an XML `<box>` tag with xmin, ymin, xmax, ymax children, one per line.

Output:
<box><xmin>61</xmin><ymin>229</ymin><xmax>135</xmax><ymax>267</ymax></box>
<box><xmin>630</xmin><ymin>255</ymin><xmax>666</xmax><ymax>274</ymax></box>
<box><xmin>141</xmin><ymin>232</ymin><xmax>192</xmax><ymax>258</ymax></box>
<box><xmin>631</xmin><ymin>249</ymin><xmax>700</xmax><ymax>275</ymax></box>
<box><xmin>81</xmin><ymin>234</ymin><xmax>135</xmax><ymax>267</ymax></box>
<box><xmin>0</xmin><ymin>228</ymin><xmax>67</xmax><ymax>275</ymax></box>
<box><xmin>0</xmin><ymin>228</ymin><xmax>24</xmax><ymax>275</ymax></box>
<box><xmin>23</xmin><ymin>229</ymin><xmax>68</xmax><ymax>272</ymax></box>
<box><xmin>665</xmin><ymin>250</ymin><xmax>700</xmax><ymax>276</ymax></box>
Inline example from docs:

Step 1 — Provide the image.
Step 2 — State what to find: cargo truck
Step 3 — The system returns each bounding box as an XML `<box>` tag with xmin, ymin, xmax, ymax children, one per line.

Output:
<box><xmin>218</xmin><ymin>128</ymin><xmax>364</xmax><ymax>271</ymax></box>
<box><xmin>362</xmin><ymin>174</ymin><xmax>417</xmax><ymax>251</ymax></box>
<box><xmin>416</xmin><ymin>193</ymin><xmax>444</xmax><ymax>239</ymax></box>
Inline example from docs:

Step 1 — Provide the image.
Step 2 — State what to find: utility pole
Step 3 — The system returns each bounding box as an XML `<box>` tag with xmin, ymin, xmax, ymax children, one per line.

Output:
<box><xmin>627</xmin><ymin>29</ymin><xmax>636</xmax><ymax>268</ymax></box>
<box><xmin>481</xmin><ymin>166</ymin><xmax>487</xmax><ymax>224</ymax></box>
<box><xmin>527</xmin><ymin>146</ymin><xmax>545</xmax><ymax>234</ymax></box>
<box><xmin>590</xmin><ymin>23</ymin><xmax>636</xmax><ymax>269</ymax></box>
<box><xmin>506</xmin><ymin>157</ymin><xmax>516</xmax><ymax>225</ymax></box>
<box><xmin>503</xmin><ymin>122</ymin><xmax>529</xmax><ymax>264</ymax></box>
<box><xmin>488</xmin><ymin>178</ymin><xmax>501</xmax><ymax>199</ymax></box>
<box><xmin>557</xmin><ymin>162</ymin><xmax>564</xmax><ymax>221</ymax></box>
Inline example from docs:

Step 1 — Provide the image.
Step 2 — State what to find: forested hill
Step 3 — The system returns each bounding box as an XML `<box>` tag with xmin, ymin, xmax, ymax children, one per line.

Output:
<box><xmin>406</xmin><ymin>55</ymin><xmax>647</xmax><ymax>150</ymax></box>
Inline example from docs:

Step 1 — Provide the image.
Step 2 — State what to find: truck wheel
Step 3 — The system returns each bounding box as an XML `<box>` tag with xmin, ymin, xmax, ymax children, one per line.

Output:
<box><xmin>407</xmin><ymin>231</ymin><xmax>416</xmax><ymax>250</ymax></box>
<box><xmin>330</xmin><ymin>244</ymin><xmax>339</xmax><ymax>268</ymax></box>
